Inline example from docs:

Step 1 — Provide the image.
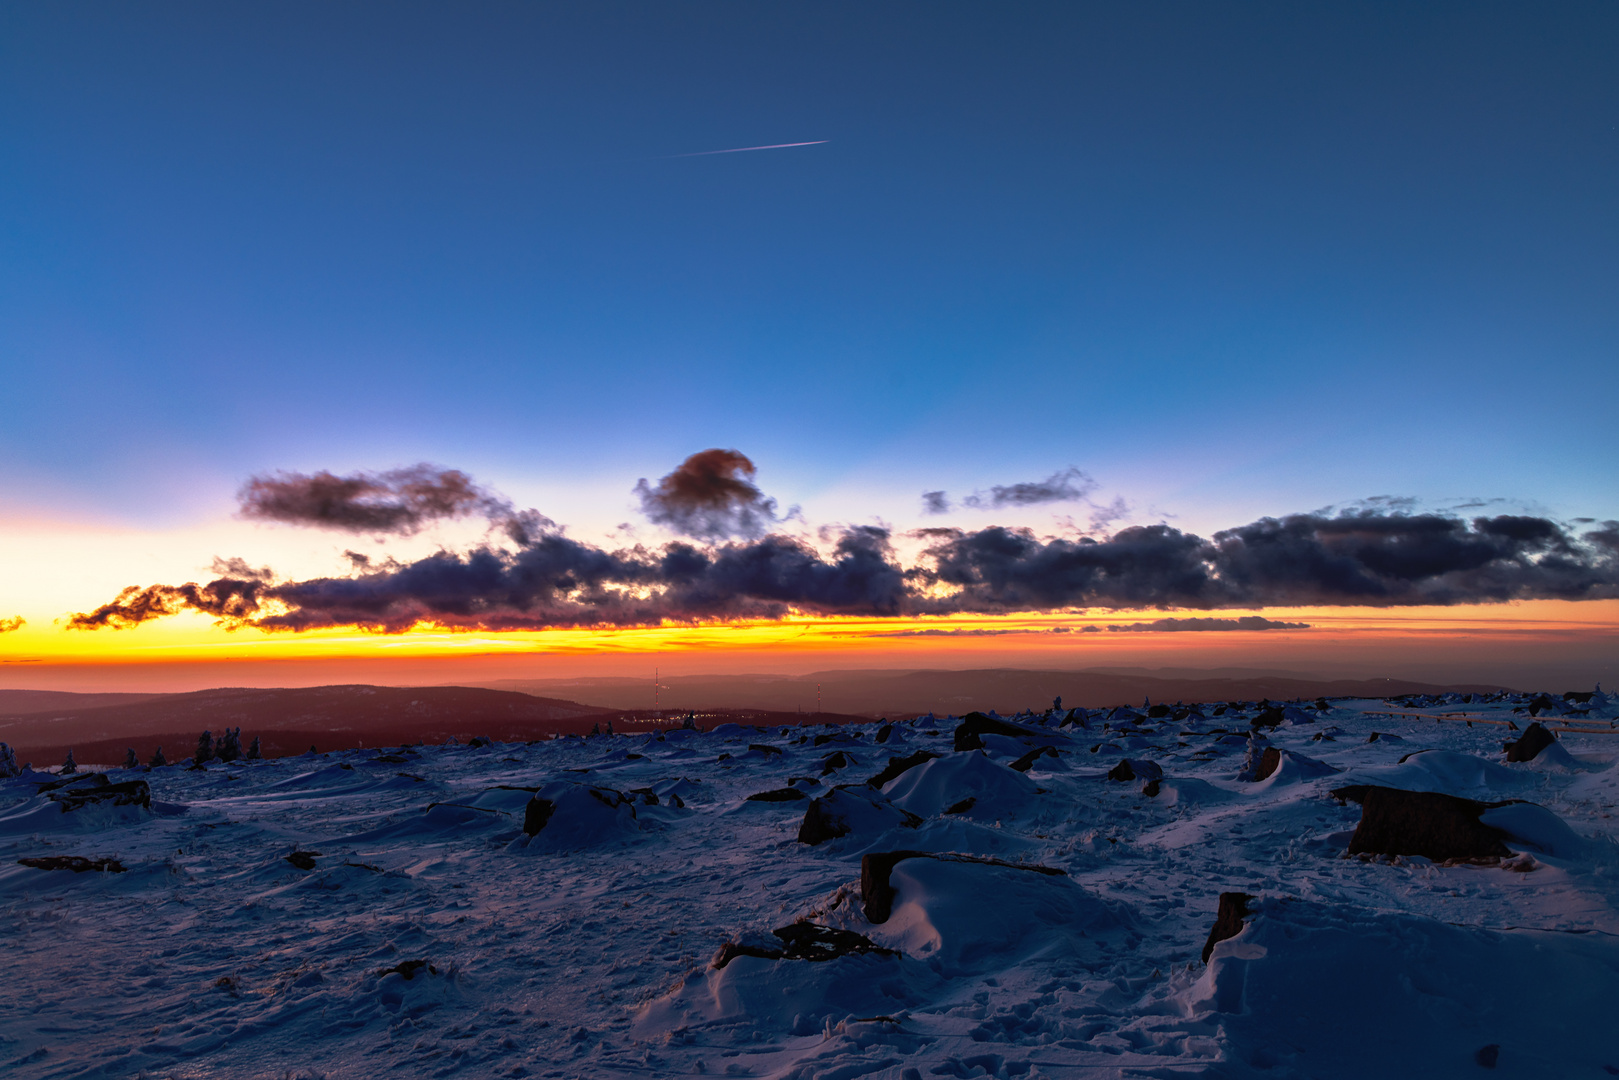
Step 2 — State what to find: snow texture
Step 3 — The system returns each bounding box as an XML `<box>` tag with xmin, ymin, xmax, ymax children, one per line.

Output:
<box><xmin>2</xmin><ymin>697</ymin><xmax>1618</xmax><ymax>1078</ymax></box>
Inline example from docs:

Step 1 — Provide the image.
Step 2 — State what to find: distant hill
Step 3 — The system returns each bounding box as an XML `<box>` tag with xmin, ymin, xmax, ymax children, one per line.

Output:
<box><xmin>0</xmin><ymin>689</ymin><xmax>165</xmax><ymax>715</ymax></box>
<box><xmin>0</xmin><ymin>684</ymin><xmax>599</xmax><ymax>755</ymax></box>
<box><xmin>481</xmin><ymin>667</ymin><xmax>1519</xmax><ymax>719</ymax></box>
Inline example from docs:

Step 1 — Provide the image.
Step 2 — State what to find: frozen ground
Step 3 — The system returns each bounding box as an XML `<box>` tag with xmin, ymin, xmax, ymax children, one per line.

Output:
<box><xmin>3</xmin><ymin>693</ymin><xmax>1619</xmax><ymax>1079</ymax></box>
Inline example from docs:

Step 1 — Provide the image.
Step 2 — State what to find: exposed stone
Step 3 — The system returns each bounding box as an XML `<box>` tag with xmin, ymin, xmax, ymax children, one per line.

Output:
<box><xmin>746</xmin><ymin>787</ymin><xmax>808</xmax><ymax>802</ymax></box>
<box><xmin>1201</xmin><ymin>892</ymin><xmax>1254</xmax><ymax>963</ymax></box>
<box><xmin>1010</xmin><ymin>745</ymin><xmax>1058</xmax><ymax>772</ymax></box>
<box><xmin>1504</xmin><ymin>722</ymin><xmax>1556</xmax><ymax>763</ymax></box>
<box><xmin>953</xmin><ymin>711</ymin><xmax>1038</xmax><ymax>751</ymax></box>
<box><xmin>860</xmin><ymin>850</ymin><xmax>1066</xmax><ymax>924</ymax></box>
<box><xmin>943</xmin><ymin>796</ymin><xmax>977</xmax><ymax>815</ymax></box>
<box><xmin>712</xmin><ymin>923</ymin><xmax>898</xmax><ymax>969</ymax></box>
<box><xmin>748</xmin><ymin>743</ymin><xmax>783</xmax><ymax>757</ymax></box>
<box><xmin>285</xmin><ymin>850</ymin><xmax>321</xmax><ymax>870</ymax></box>
<box><xmin>1332</xmin><ymin>785</ymin><xmax>1513</xmax><ymax>860</ymax></box>
<box><xmin>820</xmin><ymin>750</ymin><xmax>855</xmax><ymax>775</ymax></box>
<box><xmin>1107</xmin><ymin>758</ymin><xmax>1162</xmax><ymax>783</ymax></box>
<box><xmin>523</xmin><ymin>798</ymin><xmax>556</xmax><ymax>836</ymax></box>
<box><xmin>18</xmin><ymin>856</ymin><xmax>126</xmax><ymax>874</ymax></box>
<box><xmin>865</xmin><ymin>750</ymin><xmax>939</xmax><ymax>789</ymax></box>
<box><xmin>1252</xmin><ymin>747</ymin><xmax>1282</xmax><ymax>781</ymax></box>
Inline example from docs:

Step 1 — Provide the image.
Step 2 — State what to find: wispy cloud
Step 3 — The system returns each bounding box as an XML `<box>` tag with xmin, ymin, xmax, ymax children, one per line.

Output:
<box><xmin>673</xmin><ymin>140</ymin><xmax>829</xmax><ymax>158</ymax></box>
<box><xmin>1107</xmin><ymin>616</ymin><xmax>1311</xmax><ymax>633</ymax></box>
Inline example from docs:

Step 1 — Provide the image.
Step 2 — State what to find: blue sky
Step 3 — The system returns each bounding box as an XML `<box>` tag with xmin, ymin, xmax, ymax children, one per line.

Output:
<box><xmin>3</xmin><ymin>2</ymin><xmax>1616</xmax><ymax>539</ymax></box>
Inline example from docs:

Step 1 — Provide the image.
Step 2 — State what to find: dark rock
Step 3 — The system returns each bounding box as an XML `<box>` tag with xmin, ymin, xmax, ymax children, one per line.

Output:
<box><xmin>1527</xmin><ymin>694</ymin><xmax>1558</xmax><ymax>717</ymax></box>
<box><xmin>943</xmin><ymin>796</ymin><xmax>977</xmax><ymax>815</ymax></box>
<box><xmin>746</xmin><ymin>787</ymin><xmax>808</xmax><ymax>802</ymax></box>
<box><xmin>1251</xmin><ymin>706</ymin><xmax>1286</xmax><ymax>729</ymax></box>
<box><xmin>797</xmin><ymin>786</ymin><xmax>923</xmax><ymax>845</ymax></box>
<box><xmin>813</xmin><ymin>731</ymin><xmax>861</xmax><ymax>747</ymax></box>
<box><xmin>712</xmin><ymin>923</ymin><xmax>898</xmax><ymax>969</ymax></box>
<box><xmin>1141</xmin><ymin>778</ymin><xmax>1161</xmax><ymax>797</ymax></box>
<box><xmin>18</xmin><ymin>856</ymin><xmax>126</xmax><ymax>873</ymax></box>
<box><xmin>285</xmin><ymin>850</ymin><xmax>321</xmax><ymax>870</ymax></box>
<box><xmin>1010</xmin><ymin>745</ymin><xmax>1058</xmax><ymax>772</ymax></box>
<box><xmin>1202</xmin><ymin>892</ymin><xmax>1254</xmax><ymax>963</ymax></box>
<box><xmin>1147</xmin><ymin>704</ymin><xmax>1172</xmax><ymax>719</ymax></box>
<box><xmin>1505</xmin><ymin>722</ymin><xmax>1556</xmax><ymax>763</ymax></box>
<box><xmin>468</xmin><ymin>736</ymin><xmax>494</xmax><ymax>748</ymax></box>
<box><xmin>820</xmin><ymin>750</ymin><xmax>855</xmax><ymax>775</ymax></box>
<box><xmin>1252</xmin><ymin>747</ymin><xmax>1282</xmax><ymax>781</ymax></box>
<box><xmin>1367</xmin><ymin>731</ymin><xmax>1403</xmax><ymax>743</ymax></box>
<box><xmin>875</xmin><ymin>723</ymin><xmax>895</xmax><ymax>743</ymax></box>
<box><xmin>1475</xmin><ymin>1044</ymin><xmax>1500</xmax><ymax>1069</ymax></box>
<box><xmin>1332</xmin><ymin>785</ymin><xmax>1514</xmax><ymax>860</ymax></box>
<box><xmin>1107</xmin><ymin>759</ymin><xmax>1162</xmax><ymax>783</ymax></box>
<box><xmin>523</xmin><ymin>798</ymin><xmax>556</xmax><ymax>836</ymax></box>
<box><xmin>860</xmin><ymin>850</ymin><xmax>1066</xmax><ymax>924</ymax></box>
<box><xmin>953</xmin><ymin>711</ymin><xmax>1038</xmax><ymax>751</ymax></box>
<box><xmin>865</xmin><ymin>750</ymin><xmax>939</xmax><ymax>789</ymax></box>
<box><xmin>377</xmin><ymin>959</ymin><xmax>437</xmax><ymax>981</ymax></box>
<box><xmin>748</xmin><ymin>743</ymin><xmax>783</xmax><ymax>756</ymax></box>
<box><xmin>43</xmin><ymin>776</ymin><xmax>151</xmax><ymax>812</ymax></box>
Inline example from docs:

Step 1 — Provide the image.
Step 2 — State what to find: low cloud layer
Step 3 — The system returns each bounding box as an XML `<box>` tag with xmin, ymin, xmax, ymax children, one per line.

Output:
<box><xmin>239</xmin><ymin>465</ymin><xmax>511</xmax><ymax>536</ymax></box>
<box><xmin>924</xmin><ymin>468</ymin><xmax>1098</xmax><ymax>515</ymax></box>
<box><xmin>635</xmin><ymin>449</ymin><xmax>782</xmax><ymax>541</ymax></box>
<box><xmin>66</xmin><ymin>501</ymin><xmax>1619</xmax><ymax>634</ymax></box>
<box><xmin>1107</xmin><ymin>616</ymin><xmax>1310</xmax><ymax>633</ymax></box>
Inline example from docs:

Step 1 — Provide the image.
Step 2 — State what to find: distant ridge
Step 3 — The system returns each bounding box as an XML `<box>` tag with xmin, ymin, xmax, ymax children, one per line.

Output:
<box><xmin>480</xmin><ymin>667</ymin><xmax>1519</xmax><ymax>718</ymax></box>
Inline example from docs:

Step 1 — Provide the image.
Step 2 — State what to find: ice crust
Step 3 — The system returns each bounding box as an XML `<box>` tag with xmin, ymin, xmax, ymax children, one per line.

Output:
<box><xmin>1</xmin><ymin>699</ymin><xmax>1617</xmax><ymax>1078</ymax></box>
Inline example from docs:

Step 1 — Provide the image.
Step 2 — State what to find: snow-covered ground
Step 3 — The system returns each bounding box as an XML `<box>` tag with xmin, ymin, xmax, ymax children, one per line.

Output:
<box><xmin>3</xmin><ymin>694</ymin><xmax>1618</xmax><ymax>1079</ymax></box>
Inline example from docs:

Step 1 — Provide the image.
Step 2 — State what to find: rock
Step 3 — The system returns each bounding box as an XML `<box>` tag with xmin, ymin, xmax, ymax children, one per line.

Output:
<box><xmin>943</xmin><ymin>796</ymin><xmax>976</xmax><ymax>815</ymax></box>
<box><xmin>377</xmin><ymin>959</ymin><xmax>437</xmax><ymax>980</ymax></box>
<box><xmin>1201</xmin><ymin>892</ymin><xmax>1254</xmax><ymax>963</ymax></box>
<box><xmin>953</xmin><ymin>712</ymin><xmax>1039</xmax><ymax>751</ymax></box>
<box><xmin>799</xmin><ymin>790</ymin><xmax>926</xmax><ymax>848</ymax></box>
<box><xmin>40</xmin><ymin>775</ymin><xmax>151</xmax><ymax>812</ymax></box>
<box><xmin>468</xmin><ymin>736</ymin><xmax>494</xmax><ymax>748</ymax></box>
<box><xmin>1010</xmin><ymin>745</ymin><xmax>1058</xmax><ymax>772</ymax></box>
<box><xmin>1252</xmin><ymin>747</ymin><xmax>1282</xmax><ymax>781</ymax></box>
<box><xmin>285</xmin><ymin>850</ymin><xmax>321</xmax><ymax>870</ymax></box>
<box><xmin>860</xmin><ymin>850</ymin><xmax>1066</xmax><ymax>924</ymax></box>
<box><xmin>819</xmin><ymin>750</ymin><xmax>856</xmax><ymax>775</ymax></box>
<box><xmin>523</xmin><ymin>798</ymin><xmax>556</xmax><ymax>835</ymax></box>
<box><xmin>1504</xmin><ymin>722</ymin><xmax>1556</xmax><ymax>763</ymax></box>
<box><xmin>748</xmin><ymin>743</ymin><xmax>784</xmax><ymax>757</ymax></box>
<box><xmin>745</xmin><ymin>787</ymin><xmax>807</xmax><ymax>802</ymax></box>
<box><xmin>1475</xmin><ymin>1044</ymin><xmax>1500</xmax><ymax>1068</ymax></box>
<box><xmin>1107</xmin><ymin>758</ymin><xmax>1162</xmax><ymax>783</ymax></box>
<box><xmin>864</xmin><ymin>750</ymin><xmax>939</xmax><ymax>788</ymax></box>
<box><xmin>18</xmin><ymin>856</ymin><xmax>126</xmax><ymax>873</ymax></box>
<box><xmin>712</xmin><ymin>923</ymin><xmax>898</xmax><ymax>969</ymax></box>
<box><xmin>875</xmin><ymin>723</ymin><xmax>895</xmax><ymax>743</ymax></box>
<box><xmin>1332</xmin><ymin>785</ymin><xmax>1513</xmax><ymax>860</ymax></box>
<box><xmin>1251</xmin><ymin>705</ymin><xmax>1286</xmax><ymax>729</ymax></box>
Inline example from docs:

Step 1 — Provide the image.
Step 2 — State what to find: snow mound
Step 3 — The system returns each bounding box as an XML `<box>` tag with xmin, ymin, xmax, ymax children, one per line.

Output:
<box><xmin>1177</xmin><ymin>898</ymin><xmax>1619</xmax><ymax>1077</ymax></box>
<box><xmin>1347</xmin><ymin>749</ymin><xmax>1532</xmax><ymax>798</ymax></box>
<box><xmin>510</xmin><ymin>782</ymin><xmax>643</xmax><ymax>852</ymax></box>
<box><xmin>1479</xmin><ymin>802</ymin><xmax>1591</xmax><ymax>858</ymax></box>
<box><xmin>881</xmin><ymin>751</ymin><xmax>1039</xmax><ymax>820</ymax></box>
<box><xmin>797</xmin><ymin>785</ymin><xmax>921</xmax><ymax>847</ymax></box>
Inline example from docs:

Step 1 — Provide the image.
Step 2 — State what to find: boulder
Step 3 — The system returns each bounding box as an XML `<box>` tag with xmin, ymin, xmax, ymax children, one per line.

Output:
<box><xmin>18</xmin><ymin>856</ymin><xmax>126</xmax><ymax>874</ymax></box>
<box><xmin>712</xmin><ymin>923</ymin><xmax>897</xmax><ymax>969</ymax></box>
<box><xmin>953</xmin><ymin>711</ymin><xmax>1040</xmax><ymax>751</ymax></box>
<box><xmin>797</xmin><ymin>785</ymin><xmax>922</xmax><ymax>845</ymax></box>
<box><xmin>521</xmin><ymin>783</ymin><xmax>641</xmax><ymax>846</ymax></box>
<box><xmin>859</xmin><ymin>850</ymin><xmax>1066</xmax><ymax>924</ymax></box>
<box><xmin>1332</xmin><ymin>785</ymin><xmax>1512</xmax><ymax>860</ymax></box>
<box><xmin>745</xmin><ymin>787</ymin><xmax>807</xmax><ymax>802</ymax></box>
<box><xmin>1010</xmin><ymin>745</ymin><xmax>1058</xmax><ymax>772</ymax></box>
<box><xmin>1107</xmin><ymin>758</ymin><xmax>1163</xmax><ymax>783</ymax></box>
<box><xmin>819</xmin><ymin>750</ymin><xmax>856</xmax><ymax>775</ymax></box>
<box><xmin>285</xmin><ymin>850</ymin><xmax>321</xmax><ymax>870</ymax></box>
<box><xmin>1202</xmin><ymin>892</ymin><xmax>1254</xmax><ymax>963</ymax></box>
<box><xmin>864</xmin><ymin>750</ymin><xmax>938</xmax><ymax>788</ymax></box>
<box><xmin>1504</xmin><ymin>723</ymin><xmax>1556</xmax><ymax>763</ymax></box>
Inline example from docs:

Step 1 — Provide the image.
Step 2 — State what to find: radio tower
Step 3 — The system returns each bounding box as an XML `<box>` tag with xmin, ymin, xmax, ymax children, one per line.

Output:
<box><xmin>654</xmin><ymin>667</ymin><xmax>660</xmax><ymax>716</ymax></box>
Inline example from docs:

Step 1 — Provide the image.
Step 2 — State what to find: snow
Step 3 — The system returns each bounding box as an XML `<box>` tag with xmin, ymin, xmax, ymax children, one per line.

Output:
<box><xmin>2</xmin><ymin>697</ymin><xmax>1618</xmax><ymax>1077</ymax></box>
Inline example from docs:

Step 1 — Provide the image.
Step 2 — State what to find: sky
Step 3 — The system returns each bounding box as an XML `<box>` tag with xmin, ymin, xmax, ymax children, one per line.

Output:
<box><xmin>1</xmin><ymin>3</ymin><xmax>1616</xmax><ymax>691</ymax></box>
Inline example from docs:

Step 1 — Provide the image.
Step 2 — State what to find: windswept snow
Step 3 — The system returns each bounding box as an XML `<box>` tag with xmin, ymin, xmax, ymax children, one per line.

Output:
<box><xmin>2</xmin><ymin>698</ymin><xmax>1618</xmax><ymax>1078</ymax></box>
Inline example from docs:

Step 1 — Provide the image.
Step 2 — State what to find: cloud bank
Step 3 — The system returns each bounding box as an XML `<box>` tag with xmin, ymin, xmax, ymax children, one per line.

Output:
<box><xmin>66</xmin><ymin>493</ymin><xmax>1619</xmax><ymax>635</ymax></box>
<box><xmin>1107</xmin><ymin>616</ymin><xmax>1310</xmax><ymax>633</ymax></box>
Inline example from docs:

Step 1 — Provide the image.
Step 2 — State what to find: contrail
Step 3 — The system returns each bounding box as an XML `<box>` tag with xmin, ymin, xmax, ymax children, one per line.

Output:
<box><xmin>673</xmin><ymin>140</ymin><xmax>829</xmax><ymax>158</ymax></box>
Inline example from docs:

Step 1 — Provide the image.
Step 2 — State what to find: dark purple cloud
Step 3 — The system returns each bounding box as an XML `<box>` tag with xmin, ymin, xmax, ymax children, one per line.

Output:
<box><xmin>239</xmin><ymin>464</ymin><xmax>510</xmax><ymax>535</ymax></box>
<box><xmin>960</xmin><ymin>467</ymin><xmax>1097</xmax><ymax>509</ymax></box>
<box><xmin>1107</xmin><ymin>616</ymin><xmax>1310</xmax><ymax>632</ymax></box>
<box><xmin>635</xmin><ymin>449</ymin><xmax>781</xmax><ymax>540</ymax></box>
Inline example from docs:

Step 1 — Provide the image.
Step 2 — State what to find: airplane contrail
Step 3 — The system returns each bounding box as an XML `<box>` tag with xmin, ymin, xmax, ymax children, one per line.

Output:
<box><xmin>673</xmin><ymin>140</ymin><xmax>829</xmax><ymax>158</ymax></box>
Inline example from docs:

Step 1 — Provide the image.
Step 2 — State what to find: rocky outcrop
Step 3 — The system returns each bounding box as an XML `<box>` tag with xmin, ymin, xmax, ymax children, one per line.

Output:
<box><xmin>864</xmin><ymin>750</ymin><xmax>938</xmax><ymax>789</ymax></box>
<box><xmin>1332</xmin><ymin>785</ymin><xmax>1513</xmax><ymax>860</ymax></box>
<box><xmin>1504</xmin><ymin>723</ymin><xmax>1556</xmax><ymax>763</ymax></box>
<box><xmin>18</xmin><ymin>856</ymin><xmax>126</xmax><ymax>873</ymax></box>
<box><xmin>1201</xmin><ymin>892</ymin><xmax>1254</xmax><ymax>963</ymax></box>
<box><xmin>953</xmin><ymin>712</ymin><xmax>1040</xmax><ymax>751</ymax></box>
<box><xmin>797</xmin><ymin>786</ymin><xmax>922</xmax><ymax>845</ymax></box>
<box><xmin>860</xmin><ymin>850</ymin><xmax>1066</xmax><ymax>924</ymax></box>
<box><xmin>712</xmin><ymin>923</ymin><xmax>898</xmax><ymax>969</ymax></box>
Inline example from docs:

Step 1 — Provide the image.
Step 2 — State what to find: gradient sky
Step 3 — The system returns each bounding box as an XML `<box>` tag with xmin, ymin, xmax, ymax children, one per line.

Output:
<box><xmin>2</xmin><ymin>3</ymin><xmax>1616</xmax><ymax>689</ymax></box>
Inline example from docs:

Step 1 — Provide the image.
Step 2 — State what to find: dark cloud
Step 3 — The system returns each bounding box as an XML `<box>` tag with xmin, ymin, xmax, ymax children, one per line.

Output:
<box><xmin>1107</xmin><ymin>616</ymin><xmax>1311</xmax><ymax>633</ymax></box>
<box><xmin>921</xmin><ymin>490</ymin><xmax>951</xmax><ymax>515</ymax></box>
<box><xmin>635</xmin><ymin>449</ymin><xmax>781</xmax><ymax>540</ymax></box>
<box><xmin>238</xmin><ymin>464</ymin><xmax>510</xmax><ymax>535</ymax></box>
<box><xmin>963</xmin><ymin>468</ymin><xmax>1096</xmax><ymax>509</ymax></box>
<box><xmin>66</xmin><ymin>506</ymin><xmax>1619</xmax><ymax>635</ymax></box>
<box><xmin>0</xmin><ymin>617</ymin><xmax>23</xmax><ymax>634</ymax></box>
